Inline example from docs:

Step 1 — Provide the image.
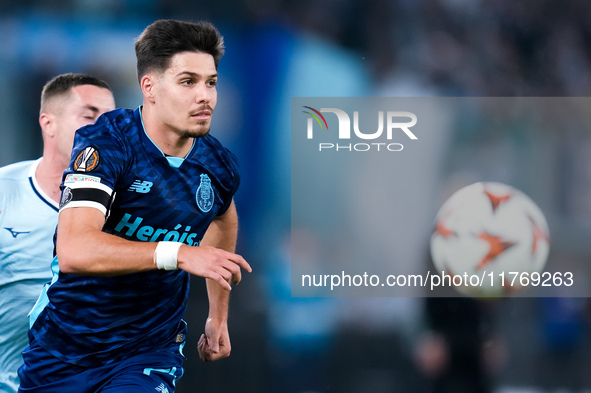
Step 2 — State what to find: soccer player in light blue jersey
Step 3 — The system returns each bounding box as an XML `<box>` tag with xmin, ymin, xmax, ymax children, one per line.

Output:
<box><xmin>0</xmin><ymin>73</ymin><xmax>115</xmax><ymax>393</ymax></box>
<box><xmin>18</xmin><ymin>20</ymin><xmax>252</xmax><ymax>393</ymax></box>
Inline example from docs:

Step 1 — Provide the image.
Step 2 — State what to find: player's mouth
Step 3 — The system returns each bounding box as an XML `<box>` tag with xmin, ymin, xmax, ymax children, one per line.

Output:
<box><xmin>191</xmin><ymin>108</ymin><xmax>212</xmax><ymax>120</ymax></box>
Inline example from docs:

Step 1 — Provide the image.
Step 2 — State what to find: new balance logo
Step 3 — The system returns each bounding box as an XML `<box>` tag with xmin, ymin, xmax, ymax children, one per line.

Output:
<box><xmin>128</xmin><ymin>180</ymin><xmax>153</xmax><ymax>193</ymax></box>
<box><xmin>155</xmin><ymin>383</ymin><xmax>169</xmax><ymax>393</ymax></box>
<box><xmin>4</xmin><ymin>227</ymin><xmax>30</xmax><ymax>238</ymax></box>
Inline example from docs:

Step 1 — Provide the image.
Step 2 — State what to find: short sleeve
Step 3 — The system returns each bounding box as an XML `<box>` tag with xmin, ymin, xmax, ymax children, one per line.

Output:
<box><xmin>59</xmin><ymin>117</ymin><xmax>129</xmax><ymax>216</ymax></box>
<box><xmin>215</xmin><ymin>148</ymin><xmax>240</xmax><ymax>217</ymax></box>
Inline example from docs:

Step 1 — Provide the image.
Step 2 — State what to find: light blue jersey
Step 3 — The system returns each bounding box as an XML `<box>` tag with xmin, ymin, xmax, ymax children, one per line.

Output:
<box><xmin>0</xmin><ymin>159</ymin><xmax>57</xmax><ymax>393</ymax></box>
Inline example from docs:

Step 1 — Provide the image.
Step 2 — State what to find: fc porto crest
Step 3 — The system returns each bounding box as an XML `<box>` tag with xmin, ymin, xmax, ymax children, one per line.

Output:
<box><xmin>196</xmin><ymin>174</ymin><xmax>214</xmax><ymax>212</ymax></box>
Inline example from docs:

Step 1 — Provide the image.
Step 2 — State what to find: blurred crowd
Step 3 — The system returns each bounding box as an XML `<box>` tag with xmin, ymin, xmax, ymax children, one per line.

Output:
<box><xmin>3</xmin><ymin>0</ymin><xmax>591</xmax><ymax>96</ymax></box>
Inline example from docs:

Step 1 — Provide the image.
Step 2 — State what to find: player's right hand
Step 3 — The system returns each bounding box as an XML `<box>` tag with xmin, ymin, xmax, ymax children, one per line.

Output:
<box><xmin>177</xmin><ymin>245</ymin><xmax>251</xmax><ymax>290</ymax></box>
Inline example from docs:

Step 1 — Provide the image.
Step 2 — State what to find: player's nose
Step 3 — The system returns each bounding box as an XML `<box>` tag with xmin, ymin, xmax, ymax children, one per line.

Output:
<box><xmin>195</xmin><ymin>82</ymin><xmax>212</xmax><ymax>103</ymax></box>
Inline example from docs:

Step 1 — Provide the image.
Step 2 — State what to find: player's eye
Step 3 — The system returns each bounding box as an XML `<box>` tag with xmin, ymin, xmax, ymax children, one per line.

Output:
<box><xmin>181</xmin><ymin>79</ymin><xmax>194</xmax><ymax>86</ymax></box>
<box><xmin>206</xmin><ymin>79</ymin><xmax>217</xmax><ymax>87</ymax></box>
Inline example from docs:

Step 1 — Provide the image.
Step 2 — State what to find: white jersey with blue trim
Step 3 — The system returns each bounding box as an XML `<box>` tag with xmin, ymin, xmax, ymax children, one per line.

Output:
<box><xmin>0</xmin><ymin>158</ymin><xmax>57</xmax><ymax>393</ymax></box>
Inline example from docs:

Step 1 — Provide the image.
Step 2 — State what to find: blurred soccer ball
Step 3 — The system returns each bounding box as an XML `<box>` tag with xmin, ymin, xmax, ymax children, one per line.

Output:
<box><xmin>430</xmin><ymin>182</ymin><xmax>550</xmax><ymax>297</ymax></box>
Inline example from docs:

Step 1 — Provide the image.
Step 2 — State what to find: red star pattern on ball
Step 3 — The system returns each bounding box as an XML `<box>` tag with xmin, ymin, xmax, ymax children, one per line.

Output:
<box><xmin>476</xmin><ymin>232</ymin><xmax>516</xmax><ymax>269</ymax></box>
<box><xmin>484</xmin><ymin>189</ymin><xmax>512</xmax><ymax>213</ymax></box>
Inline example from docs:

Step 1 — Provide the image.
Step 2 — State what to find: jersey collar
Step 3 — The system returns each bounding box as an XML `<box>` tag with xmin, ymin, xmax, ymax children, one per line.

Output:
<box><xmin>28</xmin><ymin>158</ymin><xmax>59</xmax><ymax>212</ymax></box>
<box><xmin>134</xmin><ymin>106</ymin><xmax>197</xmax><ymax>168</ymax></box>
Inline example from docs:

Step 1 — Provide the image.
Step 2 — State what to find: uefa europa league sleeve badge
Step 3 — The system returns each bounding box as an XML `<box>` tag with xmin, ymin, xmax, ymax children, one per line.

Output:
<box><xmin>196</xmin><ymin>173</ymin><xmax>214</xmax><ymax>213</ymax></box>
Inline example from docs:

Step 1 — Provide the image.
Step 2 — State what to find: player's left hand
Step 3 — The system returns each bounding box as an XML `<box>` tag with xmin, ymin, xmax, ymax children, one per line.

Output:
<box><xmin>198</xmin><ymin>317</ymin><xmax>231</xmax><ymax>362</ymax></box>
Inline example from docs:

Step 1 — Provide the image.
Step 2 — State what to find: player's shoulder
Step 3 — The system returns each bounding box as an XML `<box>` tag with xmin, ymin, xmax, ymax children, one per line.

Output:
<box><xmin>0</xmin><ymin>159</ymin><xmax>35</xmax><ymax>182</ymax></box>
<box><xmin>70</xmin><ymin>109</ymin><xmax>139</xmax><ymax>175</ymax></box>
<box><xmin>0</xmin><ymin>160</ymin><xmax>35</xmax><ymax>204</ymax></box>
<box><xmin>73</xmin><ymin>109</ymin><xmax>141</xmax><ymax>164</ymax></box>
<box><xmin>193</xmin><ymin>134</ymin><xmax>240</xmax><ymax>200</ymax></box>
<box><xmin>76</xmin><ymin>108</ymin><xmax>136</xmax><ymax>142</ymax></box>
<box><xmin>99</xmin><ymin>107</ymin><xmax>137</xmax><ymax>129</ymax></box>
<box><xmin>198</xmin><ymin>134</ymin><xmax>240</xmax><ymax>175</ymax></box>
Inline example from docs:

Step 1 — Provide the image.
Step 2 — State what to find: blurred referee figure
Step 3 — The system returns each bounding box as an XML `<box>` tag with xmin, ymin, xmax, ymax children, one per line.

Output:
<box><xmin>18</xmin><ymin>20</ymin><xmax>251</xmax><ymax>393</ymax></box>
<box><xmin>0</xmin><ymin>73</ymin><xmax>115</xmax><ymax>393</ymax></box>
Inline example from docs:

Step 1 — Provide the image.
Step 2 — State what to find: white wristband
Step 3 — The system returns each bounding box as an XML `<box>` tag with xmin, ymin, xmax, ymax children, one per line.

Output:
<box><xmin>154</xmin><ymin>241</ymin><xmax>182</xmax><ymax>270</ymax></box>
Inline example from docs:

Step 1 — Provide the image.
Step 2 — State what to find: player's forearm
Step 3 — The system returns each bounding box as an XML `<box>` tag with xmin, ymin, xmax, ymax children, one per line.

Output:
<box><xmin>206</xmin><ymin>278</ymin><xmax>230</xmax><ymax>322</ymax></box>
<box><xmin>201</xmin><ymin>200</ymin><xmax>239</xmax><ymax>319</ymax></box>
<box><xmin>57</xmin><ymin>206</ymin><xmax>250</xmax><ymax>287</ymax></box>
<box><xmin>56</xmin><ymin>205</ymin><xmax>164</xmax><ymax>275</ymax></box>
<box><xmin>57</xmin><ymin>219</ymin><xmax>158</xmax><ymax>276</ymax></box>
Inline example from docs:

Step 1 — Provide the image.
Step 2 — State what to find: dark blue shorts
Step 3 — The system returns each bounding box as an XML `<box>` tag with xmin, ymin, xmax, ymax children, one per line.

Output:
<box><xmin>17</xmin><ymin>337</ymin><xmax>185</xmax><ymax>393</ymax></box>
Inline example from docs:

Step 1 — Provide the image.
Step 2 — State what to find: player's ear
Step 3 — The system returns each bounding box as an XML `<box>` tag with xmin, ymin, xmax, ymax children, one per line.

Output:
<box><xmin>39</xmin><ymin>112</ymin><xmax>55</xmax><ymax>138</ymax></box>
<box><xmin>141</xmin><ymin>74</ymin><xmax>157</xmax><ymax>104</ymax></box>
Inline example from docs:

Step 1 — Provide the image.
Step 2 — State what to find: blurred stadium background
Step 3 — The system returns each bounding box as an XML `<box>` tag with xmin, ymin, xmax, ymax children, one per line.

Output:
<box><xmin>2</xmin><ymin>0</ymin><xmax>591</xmax><ymax>392</ymax></box>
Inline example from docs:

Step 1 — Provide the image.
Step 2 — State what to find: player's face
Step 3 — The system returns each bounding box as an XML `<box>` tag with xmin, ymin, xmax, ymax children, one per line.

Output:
<box><xmin>54</xmin><ymin>85</ymin><xmax>115</xmax><ymax>160</ymax></box>
<box><xmin>153</xmin><ymin>51</ymin><xmax>218</xmax><ymax>138</ymax></box>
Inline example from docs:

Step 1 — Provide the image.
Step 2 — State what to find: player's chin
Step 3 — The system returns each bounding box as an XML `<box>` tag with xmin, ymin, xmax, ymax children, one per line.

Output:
<box><xmin>183</xmin><ymin>126</ymin><xmax>210</xmax><ymax>138</ymax></box>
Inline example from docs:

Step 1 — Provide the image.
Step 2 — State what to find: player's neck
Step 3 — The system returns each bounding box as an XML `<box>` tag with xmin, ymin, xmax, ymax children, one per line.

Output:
<box><xmin>141</xmin><ymin>106</ymin><xmax>194</xmax><ymax>158</ymax></box>
<box><xmin>36</xmin><ymin>153</ymin><xmax>68</xmax><ymax>203</ymax></box>
<box><xmin>150</xmin><ymin>129</ymin><xmax>194</xmax><ymax>158</ymax></box>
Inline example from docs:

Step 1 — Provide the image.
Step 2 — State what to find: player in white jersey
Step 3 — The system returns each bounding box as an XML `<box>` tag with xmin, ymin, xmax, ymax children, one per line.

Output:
<box><xmin>0</xmin><ymin>73</ymin><xmax>115</xmax><ymax>393</ymax></box>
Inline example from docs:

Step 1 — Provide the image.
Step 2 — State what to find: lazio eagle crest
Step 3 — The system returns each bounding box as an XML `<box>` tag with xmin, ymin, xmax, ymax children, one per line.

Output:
<box><xmin>196</xmin><ymin>174</ymin><xmax>214</xmax><ymax>213</ymax></box>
